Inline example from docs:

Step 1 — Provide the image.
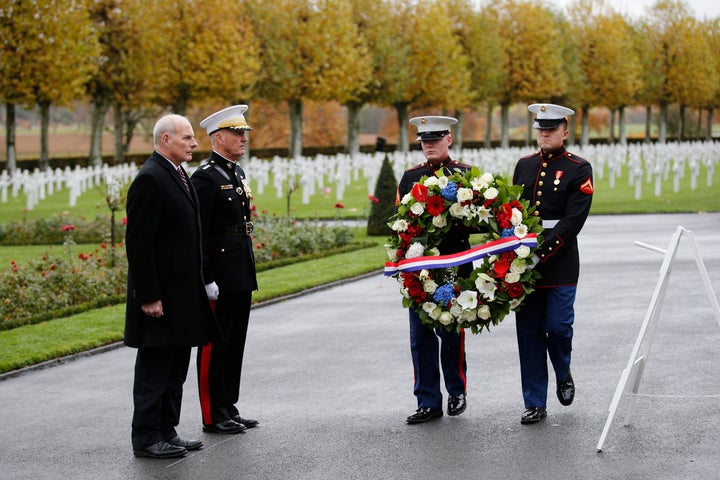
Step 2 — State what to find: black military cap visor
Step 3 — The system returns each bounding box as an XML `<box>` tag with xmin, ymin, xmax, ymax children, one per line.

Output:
<box><xmin>534</xmin><ymin>118</ymin><xmax>567</xmax><ymax>130</ymax></box>
<box><xmin>417</xmin><ymin>130</ymin><xmax>450</xmax><ymax>142</ymax></box>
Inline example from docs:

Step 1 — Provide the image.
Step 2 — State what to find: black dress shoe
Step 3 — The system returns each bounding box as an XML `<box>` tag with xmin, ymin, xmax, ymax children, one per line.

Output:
<box><xmin>133</xmin><ymin>440</ymin><xmax>187</xmax><ymax>459</ymax></box>
<box><xmin>203</xmin><ymin>419</ymin><xmax>247</xmax><ymax>434</ymax></box>
<box><xmin>232</xmin><ymin>415</ymin><xmax>259</xmax><ymax>428</ymax></box>
<box><xmin>447</xmin><ymin>393</ymin><xmax>467</xmax><ymax>416</ymax></box>
<box><xmin>557</xmin><ymin>371</ymin><xmax>575</xmax><ymax>406</ymax></box>
<box><xmin>406</xmin><ymin>407</ymin><xmax>443</xmax><ymax>424</ymax></box>
<box><xmin>520</xmin><ymin>407</ymin><xmax>547</xmax><ymax>424</ymax></box>
<box><xmin>166</xmin><ymin>435</ymin><xmax>203</xmax><ymax>451</ymax></box>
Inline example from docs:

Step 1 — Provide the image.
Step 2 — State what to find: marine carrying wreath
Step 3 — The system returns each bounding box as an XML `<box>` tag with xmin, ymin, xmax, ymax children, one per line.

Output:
<box><xmin>384</xmin><ymin>166</ymin><xmax>544</xmax><ymax>334</ymax></box>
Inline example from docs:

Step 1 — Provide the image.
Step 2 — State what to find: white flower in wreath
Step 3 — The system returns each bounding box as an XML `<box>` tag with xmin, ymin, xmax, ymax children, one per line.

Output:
<box><xmin>439</xmin><ymin>311</ymin><xmax>454</xmax><ymax>326</ymax></box>
<box><xmin>471</xmin><ymin>204</ymin><xmax>491</xmax><ymax>223</ymax></box>
<box><xmin>423</xmin><ymin>302</ymin><xmax>441</xmax><ymax>320</ymax></box>
<box><xmin>423</xmin><ymin>279</ymin><xmax>438</xmax><ymax>293</ymax></box>
<box><xmin>450</xmin><ymin>302</ymin><xmax>463</xmax><ymax>317</ymax></box>
<box><xmin>477</xmin><ymin>304</ymin><xmax>492</xmax><ymax>320</ymax></box>
<box><xmin>514</xmin><ymin>223</ymin><xmax>528</xmax><ymax>239</ymax></box>
<box><xmin>471</xmin><ymin>172</ymin><xmax>494</xmax><ymax>190</ymax></box>
<box><xmin>456</xmin><ymin>187</ymin><xmax>474</xmax><ymax>203</ymax></box>
<box><xmin>391</xmin><ymin>219</ymin><xmax>409</xmax><ymax>232</ymax></box>
<box><xmin>423</xmin><ymin>176</ymin><xmax>440</xmax><ymax>188</ymax></box>
<box><xmin>505</xmin><ymin>271</ymin><xmax>521</xmax><ymax>284</ymax></box>
<box><xmin>418</xmin><ymin>269</ymin><xmax>431</xmax><ymax>280</ymax></box>
<box><xmin>437</xmin><ymin>176</ymin><xmax>449</xmax><ymax>189</ymax></box>
<box><xmin>511</xmin><ymin>208</ymin><xmax>523</xmax><ymax>226</ymax></box>
<box><xmin>449</xmin><ymin>202</ymin><xmax>468</xmax><ymax>219</ymax></box>
<box><xmin>432</xmin><ymin>214</ymin><xmax>447</xmax><ymax>228</ymax></box>
<box><xmin>515</xmin><ymin>245</ymin><xmax>531</xmax><ymax>258</ymax></box>
<box><xmin>405</xmin><ymin>242</ymin><xmax>425</xmax><ymax>258</ymax></box>
<box><xmin>410</xmin><ymin>202</ymin><xmax>425</xmax><ymax>216</ymax></box>
<box><xmin>509</xmin><ymin>298</ymin><xmax>522</xmax><ymax>310</ymax></box>
<box><xmin>510</xmin><ymin>258</ymin><xmax>528</xmax><ymax>274</ymax></box>
<box><xmin>475</xmin><ymin>273</ymin><xmax>497</xmax><ymax>300</ymax></box>
<box><xmin>483</xmin><ymin>187</ymin><xmax>499</xmax><ymax>200</ymax></box>
<box><xmin>386</xmin><ymin>246</ymin><xmax>399</xmax><ymax>261</ymax></box>
<box><xmin>460</xmin><ymin>308</ymin><xmax>477</xmax><ymax>322</ymax></box>
<box><xmin>457</xmin><ymin>290</ymin><xmax>479</xmax><ymax>310</ymax></box>
<box><xmin>427</xmin><ymin>247</ymin><xmax>440</xmax><ymax>257</ymax></box>
<box><xmin>401</xmin><ymin>192</ymin><xmax>413</xmax><ymax>205</ymax></box>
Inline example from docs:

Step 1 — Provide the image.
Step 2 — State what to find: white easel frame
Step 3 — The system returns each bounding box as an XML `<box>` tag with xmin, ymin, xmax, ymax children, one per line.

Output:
<box><xmin>596</xmin><ymin>226</ymin><xmax>720</xmax><ymax>452</ymax></box>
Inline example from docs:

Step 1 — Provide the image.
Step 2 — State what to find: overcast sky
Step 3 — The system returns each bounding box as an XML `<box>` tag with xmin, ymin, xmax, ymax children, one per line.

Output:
<box><xmin>552</xmin><ymin>0</ymin><xmax>720</xmax><ymax>19</ymax></box>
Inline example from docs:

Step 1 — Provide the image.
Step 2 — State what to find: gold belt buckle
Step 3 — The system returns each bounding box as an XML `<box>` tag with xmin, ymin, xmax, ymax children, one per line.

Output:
<box><xmin>245</xmin><ymin>222</ymin><xmax>254</xmax><ymax>235</ymax></box>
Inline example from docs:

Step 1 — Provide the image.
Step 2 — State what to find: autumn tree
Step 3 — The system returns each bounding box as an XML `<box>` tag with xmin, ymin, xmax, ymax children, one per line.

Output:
<box><xmin>145</xmin><ymin>0</ymin><xmax>260</xmax><ymax>116</ymax></box>
<box><xmin>248</xmin><ymin>0</ymin><xmax>370</xmax><ymax>158</ymax></box>
<box><xmin>636</xmin><ymin>0</ymin><xmax>713</xmax><ymax>143</ymax></box>
<box><xmin>373</xmin><ymin>0</ymin><xmax>471</xmax><ymax>153</ymax></box>
<box><xmin>486</xmin><ymin>0</ymin><xmax>567</xmax><ymax>148</ymax></box>
<box><xmin>447</xmin><ymin>0</ymin><xmax>505</xmax><ymax>148</ymax></box>
<box><xmin>568</xmin><ymin>0</ymin><xmax>641</xmax><ymax>145</ymax></box>
<box><xmin>0</xmin><ymin>0</ymin><xmax>98</xmax><ymax>172</ymax></box>
<box><xmin>705</xmin><ymin>18</ymin><xmax>720</xmax><ymax>139</ymax></box>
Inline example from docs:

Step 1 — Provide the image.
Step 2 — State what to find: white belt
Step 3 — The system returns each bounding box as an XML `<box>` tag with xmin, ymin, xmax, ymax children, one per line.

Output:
<box><xmin>543</xmin><ymin>219</ymin><xmax>559</xmax><ymax>229</ymax></box>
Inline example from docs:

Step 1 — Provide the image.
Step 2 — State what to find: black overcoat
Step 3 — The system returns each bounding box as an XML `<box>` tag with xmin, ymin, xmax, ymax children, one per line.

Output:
<box><xmin>124</xmin><ymin>152</ymin><xmax>213</xmax><ymax>348</ymax></box>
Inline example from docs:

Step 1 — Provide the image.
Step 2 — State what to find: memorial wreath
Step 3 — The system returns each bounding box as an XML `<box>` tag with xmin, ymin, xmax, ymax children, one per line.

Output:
<box><xmin>384</xmin><ymin>166</ymin><xmax>544</xmax><ymax>334</ymax></box>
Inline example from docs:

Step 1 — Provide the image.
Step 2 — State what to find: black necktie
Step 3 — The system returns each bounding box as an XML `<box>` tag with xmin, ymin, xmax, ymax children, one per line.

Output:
<box><xmin>177</xmin><ymin>167</ymin><xmax>189</xmax><ymax>191</ymax></box>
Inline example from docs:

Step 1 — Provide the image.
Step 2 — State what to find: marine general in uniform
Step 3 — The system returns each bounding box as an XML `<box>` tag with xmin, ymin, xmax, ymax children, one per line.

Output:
<box><xmin>512</xmin><ymin>103</ymin><xmax>594</xmax><ymax>424</ymax></box>
<box><xmin>191</xmin><ymin>105</ymin><xmax>259</xmax><ymax>434</ymax></box>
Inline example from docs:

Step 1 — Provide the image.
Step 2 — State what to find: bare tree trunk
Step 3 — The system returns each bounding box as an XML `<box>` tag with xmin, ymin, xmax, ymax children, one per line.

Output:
<box><xmin>90</xmin><ymin>97</ymin><xmax>110</xmax><ymax>167</ymax></box>
<box><xmin>500</xmin><ymin>102</ymin><xmax>510</xmax><ymax>149</ymax></box>
<box><xmin>39</xmin><ymin>101</ymin><xmax>51</xmax><ymax>171</ymax></box>
<box><xmin>567</xmin><ymin>113</ymin><xmax>576</xmax><ymax>146</ymax></box>
<box><xmin>581</xmin><ymin>105</ymin><xmax>590</xmax><ymax>147</ymax></box>
<box><xmin>345</xmin><ymin>102</ymin><xmax>362</xmax><ymax>156</ymax></box>
<box><xmin>618</xmin><ymin>105</ymin><xmax>627</xmax><ymax>145</ymax></box>
<box><xmin>395</xmin><ymin>103</ymin><xmax>409</xmax><ymax>153</ymax></box>
<box><xmin>453</xmin><ymin>108</ymin><xmax>464</xmax><ymax>152</ymax></box>
<box><xmin>706</xmin><ymin>107</ymin><xmax>714</xmax><ymax>140</ymax></box>
<box><xmin>608</xmin><ymin>108</ymin><xmax>615</xmax><ymax>144</ymax></box>
<box><xmin>5</xmin><ymin>103</ymin><xmax>17</xmax><ymax>173</ymax></box>
<box><xmin>526</xmin><ymin>109</ymin><xmax>532</xmax><ymax>147</ymax></box>
<box><xmin>659</xmin><ymin>103</ymin><xmax>668</xmax><ymax>144</ymax></box>
<box><xmin>484</xmin><ymin>101</ymin><xmax>493</xmax><ymax>148</ymax></box>
<box><xmin>113</xmin><ymin>103</ymin><xmax>124</xmax><ymax>166</ymax></box>
<box><xmin>679</xmin><ymin>104</ymin><xmax>686</xmax><ymax>141</ymax></box>
<box><xmin>645</xmin><ymin>105</ymin><xmax>652</xmax><ymax>143</ymax></box>
<box><xmin>289</xmin><ymin>100</ymin><xmax>303</xmax><ymax>159</ymax></box>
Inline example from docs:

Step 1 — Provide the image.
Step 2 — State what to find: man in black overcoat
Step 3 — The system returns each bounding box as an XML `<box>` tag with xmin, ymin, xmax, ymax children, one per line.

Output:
<box><xmin>124</xmin><ymin>114</ymin><xmax>214</xmax><ymax>458</ymax></box>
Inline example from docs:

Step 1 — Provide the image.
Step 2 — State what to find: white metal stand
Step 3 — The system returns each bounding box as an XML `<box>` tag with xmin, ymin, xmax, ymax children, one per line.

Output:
<box><xmin>596</xmin><ymin>226</ymin><xmax>720</xmax><ymax>452</ymax></box>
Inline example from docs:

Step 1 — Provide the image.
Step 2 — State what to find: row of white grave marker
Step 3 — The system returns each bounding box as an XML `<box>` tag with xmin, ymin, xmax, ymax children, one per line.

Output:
<box><xmin>1</xmin><ymin>141</ymin><xmax>717</xmax><ymax>211</ymax></box>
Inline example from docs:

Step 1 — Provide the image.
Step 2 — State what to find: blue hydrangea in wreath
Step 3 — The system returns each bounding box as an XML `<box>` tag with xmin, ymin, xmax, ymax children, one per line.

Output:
<box><xmin>384</xmin><ymin>166</ymin><xmax>544</xmax><ymax>334</ymax></box>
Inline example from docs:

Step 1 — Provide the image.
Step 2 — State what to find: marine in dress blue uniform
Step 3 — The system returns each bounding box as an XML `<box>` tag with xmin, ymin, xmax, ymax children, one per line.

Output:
<box><xmin>191</xmin><ymin>105</ymin><xmax>259</xmax><ymax>434</ymax></box>
<box><xmin>512</xmin><ymin>104</ymin><xmax>594</xmax><ymax>424</ymax></box>
<box><xmin>399</xmin><ymin>116</ymin><xmax>471</xmax><ymax>424</ymax></box>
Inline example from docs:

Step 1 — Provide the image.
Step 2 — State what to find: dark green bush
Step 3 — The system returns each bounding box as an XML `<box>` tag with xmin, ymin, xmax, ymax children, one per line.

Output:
<box><xmin>366</xmin><ymin>154</ymin><xmax>397</xmax><ymax>236</ymax></box>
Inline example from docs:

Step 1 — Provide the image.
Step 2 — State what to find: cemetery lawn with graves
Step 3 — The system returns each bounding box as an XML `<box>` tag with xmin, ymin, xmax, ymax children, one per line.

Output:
<box><xmin>1</xmin><ymin>150</ymin><xmax>719</xmax><ymax>375</ymax></box>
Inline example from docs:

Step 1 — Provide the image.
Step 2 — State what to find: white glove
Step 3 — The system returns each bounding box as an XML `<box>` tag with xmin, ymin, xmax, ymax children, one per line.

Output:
<box><xmin>204</xmin><ymin>282</ymin><xmax>219</xmax><ymax>300</ymax></box>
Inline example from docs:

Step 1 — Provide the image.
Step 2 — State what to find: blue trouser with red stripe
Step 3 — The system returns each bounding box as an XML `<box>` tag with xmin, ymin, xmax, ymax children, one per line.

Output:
<box><xmin>409</xmin><ymin>308</ymin><xmax>467</xmax><ymax>410</ymax></box>
<box><xmin>515</xmin><ymin>285</ymin><xmax>576</xmax><ymax>409</ymax></box>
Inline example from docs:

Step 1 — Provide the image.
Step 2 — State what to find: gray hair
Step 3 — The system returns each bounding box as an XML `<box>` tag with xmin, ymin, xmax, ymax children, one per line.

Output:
<box><xmin>153</xmin><ymin>114</ymin><xmax>189</xmax><ymax>146</ymax></box>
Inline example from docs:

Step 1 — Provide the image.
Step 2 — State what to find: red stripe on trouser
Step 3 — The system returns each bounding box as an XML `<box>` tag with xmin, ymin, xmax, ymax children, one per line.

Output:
<box><xmin>198</xmin><ymin>342</ymin><xmax>213</xmax><ymax>425</ymax></box>
<box><xmin>458</xmin><ymin>329</ymin><xmax>467</xmax><ymax>389</ymax></box>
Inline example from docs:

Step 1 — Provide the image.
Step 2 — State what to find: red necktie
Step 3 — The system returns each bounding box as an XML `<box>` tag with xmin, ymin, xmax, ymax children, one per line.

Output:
<box><xmin>177</xmin><ymin>167</ymin><xmax>189</xmax><ymax>191</ymax></box>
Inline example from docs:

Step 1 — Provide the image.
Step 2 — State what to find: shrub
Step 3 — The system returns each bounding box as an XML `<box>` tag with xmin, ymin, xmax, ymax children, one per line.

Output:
<box><xmin>366</xmin><ymin>154</ymin><xmax>397</xmax><ymax>236</ymax></box>
<box><xmin>0</xmin><ymin>213</ymin><xmax>126</xmax><ymax>246</ymax></box>
<box><xmin>0</xmin><ymin>216</ymin><xmax>356</xmax><ymax>330</ymax></box>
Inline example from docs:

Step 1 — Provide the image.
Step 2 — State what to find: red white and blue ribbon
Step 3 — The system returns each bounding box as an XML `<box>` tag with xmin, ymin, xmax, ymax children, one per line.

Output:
<box><xmin>384</xmin><ymin>233</ymin><xmax>538</xmax><ymax>276</ymax></box>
